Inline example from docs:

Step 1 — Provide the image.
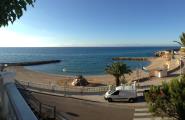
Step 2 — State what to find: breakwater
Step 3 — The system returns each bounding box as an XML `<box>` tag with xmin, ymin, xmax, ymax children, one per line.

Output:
<box><xmin>1</xmin><ymin>60</ymin><xmax>61</xmax><ymax>66</ymax></box>
<box><xmin>112</xmin><ymin>57</ymin><xmax>152</xmax><ymax>61</ymax></box>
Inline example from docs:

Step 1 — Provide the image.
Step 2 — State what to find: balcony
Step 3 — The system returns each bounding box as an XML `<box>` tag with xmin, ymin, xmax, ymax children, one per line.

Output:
<box><xmin>0</xmin><ymin>72</ymin><xmax>38</xmax><ymax>120</ymax></box>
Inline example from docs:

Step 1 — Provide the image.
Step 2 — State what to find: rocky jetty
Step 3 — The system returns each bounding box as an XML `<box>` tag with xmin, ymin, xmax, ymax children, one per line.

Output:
<box><xmin>1</xmin><ymin>60</ymin><xmax>61</xmax><ymax>66</ymax></box>
<box><xmin>112</xmin><ymin>57</ymin><xmax>150</xmax><ymax>61</ymax></box>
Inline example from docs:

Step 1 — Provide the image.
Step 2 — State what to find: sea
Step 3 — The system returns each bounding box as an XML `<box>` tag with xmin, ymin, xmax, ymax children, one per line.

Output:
<box><xmin>0</xmin><ymin>47</ymin><xmax>178</xmax><ymax>76</ymax></box>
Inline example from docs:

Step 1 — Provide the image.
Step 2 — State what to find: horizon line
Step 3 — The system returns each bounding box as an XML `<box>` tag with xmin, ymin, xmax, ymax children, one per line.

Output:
<box><xmin>0</xmin><ymin>45</ymin><xmax>180</xmax><ymax>48</ymax></box>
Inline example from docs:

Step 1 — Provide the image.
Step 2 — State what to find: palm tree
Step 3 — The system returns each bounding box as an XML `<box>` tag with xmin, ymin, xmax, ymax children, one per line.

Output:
<box><xmin>173</xmin><ymin>32</ymin><xmax>185</xmax><ymax>46</ymax></box>
<box><xmin>105</xmin><ymin>62</ymin><xmax>132</xmax><ymax>86</ymax></box>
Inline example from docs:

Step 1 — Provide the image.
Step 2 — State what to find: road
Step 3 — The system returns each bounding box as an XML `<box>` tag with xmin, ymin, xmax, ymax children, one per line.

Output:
<box><xmin>33</xmin><ymin>93</ymin><xmax>134</xmax><ymax>120</ymax></box>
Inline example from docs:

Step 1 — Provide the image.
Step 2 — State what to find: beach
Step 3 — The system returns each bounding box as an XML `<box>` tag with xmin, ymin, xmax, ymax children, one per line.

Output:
<box><xmin>7</xmin><ymin>55</ymin><xmax>180</xmax><ymax>87</ymax></box>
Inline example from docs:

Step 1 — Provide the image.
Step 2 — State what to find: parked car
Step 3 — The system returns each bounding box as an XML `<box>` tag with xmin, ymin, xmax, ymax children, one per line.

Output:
<box><xmin>104</xmin><ymin>81</ymin><xmax>137</xmax><ymax>103</ymax></box>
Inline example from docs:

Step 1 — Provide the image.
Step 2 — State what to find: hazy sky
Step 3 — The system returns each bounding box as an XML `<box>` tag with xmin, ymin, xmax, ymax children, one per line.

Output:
<box><xmin>1</xmin><ymin>0</ymin><xmax>185</xmax><ymax>47</ymax></box>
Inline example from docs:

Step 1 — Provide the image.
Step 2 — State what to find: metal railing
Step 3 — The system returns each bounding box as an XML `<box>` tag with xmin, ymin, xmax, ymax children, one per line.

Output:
<box><xmin>16</xmin><ymin>79</ymin><xmax>155</xmax><ymax>96</ymax></box>
<box><xmin>2</xmin><ymin>83</ymin><xmax>38</xmax><ymax>120</ymax></box>
<box><xmin>17</xmin><ymin>80</ymin><xmax>110</xmax><ymax>95</ymax></box>
<box><xmin>0</xmin><ymin>72</ymin><xmax>38</xmax><ymax>120</ymax></box>
<box><xmin>15</xmin><ymin>80</ymin><xmax>56</xmax><ymax>120</ymax></box>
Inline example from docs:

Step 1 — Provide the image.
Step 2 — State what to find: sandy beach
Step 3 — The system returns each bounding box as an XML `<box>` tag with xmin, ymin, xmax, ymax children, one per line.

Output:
<box><xmin>7</xmin><ymin>56</ymin><xmax>179</xmax><ymax>87</ymax></box>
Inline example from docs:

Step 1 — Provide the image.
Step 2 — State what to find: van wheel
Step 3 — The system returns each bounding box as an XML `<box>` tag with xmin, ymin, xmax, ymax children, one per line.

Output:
<box><xmin>129</xmin><ymin>98</ymin><xmax>134</xmax><ymax>103</ymax></box>
<box><xmin>107</xmin><ymin>98</ymin><xmax>112</xmax><ymax>102</ymax></box>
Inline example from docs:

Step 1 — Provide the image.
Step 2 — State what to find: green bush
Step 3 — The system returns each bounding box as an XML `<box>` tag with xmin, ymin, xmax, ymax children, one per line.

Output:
<box><xmin>180</xmin><ymin>47</ymin><xmax>185</xmax><ymax>52</ymax></box>
<box><xmin>145</xmin><ymin>75</ymin><xmax>185</xmax><ymax>120</ymax></box>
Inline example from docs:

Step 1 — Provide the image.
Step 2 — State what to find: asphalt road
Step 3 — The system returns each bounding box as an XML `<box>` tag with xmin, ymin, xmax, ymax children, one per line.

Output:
<box><xmin>33</xmin><ymin>93</ymin><xmax>134</xmax><ymax>120</ymax></box>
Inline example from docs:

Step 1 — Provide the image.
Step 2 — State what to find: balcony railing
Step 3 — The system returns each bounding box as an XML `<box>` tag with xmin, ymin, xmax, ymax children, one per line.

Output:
<box><xmin>0</xmin><ymin>72</ymin><xmax>38</xmax><ymax>120</ymax></box>
<box><xmin>16</xmin><ymin>80</ymin><xmax>56</xmax><ymax>120</ymax></box>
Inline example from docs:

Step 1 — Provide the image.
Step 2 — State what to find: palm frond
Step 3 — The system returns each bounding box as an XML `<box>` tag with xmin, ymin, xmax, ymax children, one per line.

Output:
<box><xmin>173</xmin><ymin>41</ymin><xmax>183</xmax><ymax>46</ymax></box>
<box><xmin>180</xmin><ymin>33</ymin><xmax>185</xmax><ymax>46</ymax></box>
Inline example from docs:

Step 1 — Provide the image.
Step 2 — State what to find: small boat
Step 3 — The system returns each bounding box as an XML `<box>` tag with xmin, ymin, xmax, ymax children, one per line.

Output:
<box><xmin>62</xmin><ymin>68</ymin><xmax>66</xmax><ymax>72</ymax></box>
<box><xmin>142</xmin><ymin>67</ymin><xmax>149</xmax><ymax>73</ymax></box>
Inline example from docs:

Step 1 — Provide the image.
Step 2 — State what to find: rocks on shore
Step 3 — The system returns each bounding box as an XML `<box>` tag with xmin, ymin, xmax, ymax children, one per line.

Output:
<box><xmin>71</xmin><ymin>75</ymin><xmax>89</xmax><ymax>86</ymax></box>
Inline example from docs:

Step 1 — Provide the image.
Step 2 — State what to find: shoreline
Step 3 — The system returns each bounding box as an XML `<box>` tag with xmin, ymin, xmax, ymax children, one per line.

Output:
<box><xmin>7</xmin><ymin>66</ymin><xmax>115</xmax><ymax>87</ymax></box>
<box><xmin>24</xmin><ymin>58</ymin><xmax>152</xmax><ymax>77</ymax></box>
<box><xmin>7</xmin><ymin>56</ymin><xmax>179</xmax><ymax>87</ymax></box>
<box><xmin>25</xmin><ymin>66</ymin><xmax>108</xmax><ymax>77</ymax></box>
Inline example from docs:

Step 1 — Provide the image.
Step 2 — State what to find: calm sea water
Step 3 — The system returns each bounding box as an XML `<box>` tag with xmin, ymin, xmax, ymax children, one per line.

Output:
<box><xmin>0</xmin><ymin>47</ymin><xmax>178</xmax><ymax>75</ymax></box>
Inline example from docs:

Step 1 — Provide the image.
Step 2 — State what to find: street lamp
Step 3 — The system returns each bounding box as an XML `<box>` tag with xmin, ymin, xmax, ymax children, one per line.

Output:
<box><xmin>180</xmin><ymin>57</ymin><xmax>182</xmax><ymax>76</ymax></box>
<box><xmin>137</xmin><ymin>63</ymin><xmax>142</xmax><ymax>82</ymax></box>
<box><xmin>179</xmin><ymin>56</ymin><xmax>185</xmax><ymax>76</ymax></box>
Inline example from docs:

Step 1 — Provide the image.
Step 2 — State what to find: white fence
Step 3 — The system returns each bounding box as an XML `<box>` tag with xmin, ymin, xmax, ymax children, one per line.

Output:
<box><xmin>16</xmin><ymin>80</ymin><xmax>151</xmax><ymax>95</ymax></box>
<box><xmin>17</xmin><ymin>80</ymin><xmax>110</xmax><ymax>93</ymax></box>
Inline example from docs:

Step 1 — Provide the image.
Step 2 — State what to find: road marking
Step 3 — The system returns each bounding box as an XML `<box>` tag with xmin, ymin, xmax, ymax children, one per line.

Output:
<box><xmin>134</xmin><ymin>112</ymin><xmax>152</xmax><ymax>116</ymax></box>
<box><xmin>133</xmin><ymin>117</ymin><xmax>161</xmax><ymax>120</ymax></box>
<box><xmin>133</xmin><ymin>107</ymin><xmax>162</xmax><ymax>120</ymax></box>
<box><xmin>135</xmin><ymin>108</ymin><xmax>148</xmax><ymax>112</ymax></box>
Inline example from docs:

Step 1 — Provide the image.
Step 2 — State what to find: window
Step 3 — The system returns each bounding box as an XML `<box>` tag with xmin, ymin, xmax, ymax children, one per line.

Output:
<box><xmin>112</xmin><ymin>90</ymin><xmax>119</xmax><ymax>95</ymax></box>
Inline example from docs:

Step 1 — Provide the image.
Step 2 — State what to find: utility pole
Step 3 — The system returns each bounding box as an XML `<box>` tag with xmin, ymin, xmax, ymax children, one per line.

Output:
<box><xmin>64</xmin><ymin>80</ymin><xmax>67</xmax><ymax>97</ymax></box>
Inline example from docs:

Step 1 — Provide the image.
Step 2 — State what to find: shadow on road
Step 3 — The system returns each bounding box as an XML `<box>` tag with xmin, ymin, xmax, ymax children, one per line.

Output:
<box><xmin>66</xmin><ymin>112</ymin><xmax>79</xmax><ymax>117</ymax></box>
<box><xmin>110</xmin><ymin>96</ymin><xmax>145</xmax><ymax>103</ymax></box>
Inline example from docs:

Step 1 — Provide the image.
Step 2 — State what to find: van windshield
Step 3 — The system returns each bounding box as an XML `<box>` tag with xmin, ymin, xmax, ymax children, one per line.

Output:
<box><xmin>108</xmin><ymin>90</ymin><xmax>115</xmax><ymax>94</ymax></box>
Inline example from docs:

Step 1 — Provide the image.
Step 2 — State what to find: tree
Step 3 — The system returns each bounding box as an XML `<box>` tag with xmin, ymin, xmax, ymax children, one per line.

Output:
<box><xmin>105</xmin><ymin>62</ymin><xmax>132</xmax><ymax>86</ymax></box>
<box><xmin>0</xmin><ymin>0</ymin><xmax>36</xmax><ymax>27</ymax></box>
<box><xmin>173</xmin><ymin>32</ymin><xmax>185</xmax><ymax>47</ymax></box>
<box><xmin>145</xmin><ymin>75</ymin><xmax>185</xmax><ymax>120</ymax></box>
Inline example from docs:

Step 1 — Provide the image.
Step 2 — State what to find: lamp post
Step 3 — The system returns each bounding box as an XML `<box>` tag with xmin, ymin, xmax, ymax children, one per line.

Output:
<box><xmin>62</xmin><ymin>67</ymin><xmax>68</xmax><ymax>97</ymax></box>
<box><xmin>64</xmin><ymin>80</ymin><xmax>67</xmax><ymax>97</ymax></box>
<box><xmin>137</xmin><ymin>63</ymin><xmax>142</xmax><ymax>82</ymax></box>
<box><xmin>180</xmin><ymin>56</ymin><xmax>185</xmax><ymax>76</ymax></box>
<box><xmin>178</xmin><ymin>56</ymin><xmax>183</xmax><ymax>81</ymax></box>
<box><xmin>180</xmin><ymin>57</ymin><xmax>182</xmax><ymax>76</ymax></box>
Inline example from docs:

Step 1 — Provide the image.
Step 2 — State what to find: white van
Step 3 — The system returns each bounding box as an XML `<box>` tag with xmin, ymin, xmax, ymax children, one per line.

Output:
<box><xmin>104</xmin><ymin>81</ymin><xmax>137</xmax><ymax>102</ymax></box>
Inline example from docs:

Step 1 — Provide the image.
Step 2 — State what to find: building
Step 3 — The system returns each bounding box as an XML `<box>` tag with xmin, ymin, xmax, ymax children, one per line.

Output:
<box><xmin>153</xmin><ymin>69</ymin><xmax>168</xmax><ymax>78</ymax></box>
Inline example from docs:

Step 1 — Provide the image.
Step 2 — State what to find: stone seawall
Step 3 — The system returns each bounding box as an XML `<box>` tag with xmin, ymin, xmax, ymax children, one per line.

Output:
<box><xmin>112</xmin><ymin>57</ymin><xmax>153</xmax><ymax>61</ymax></box>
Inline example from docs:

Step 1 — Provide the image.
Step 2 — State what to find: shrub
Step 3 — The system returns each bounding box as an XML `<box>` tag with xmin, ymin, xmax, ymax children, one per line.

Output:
<box><xmin>145</xmin><ymin>75</ymin><xmax>185</xmax><ymax>120</ymax></box>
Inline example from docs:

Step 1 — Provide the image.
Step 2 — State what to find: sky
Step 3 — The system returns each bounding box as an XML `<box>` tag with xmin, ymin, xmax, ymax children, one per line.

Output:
<box><xmin>1</xmin><ymin>0</ymin><xmax>185</xmax><ymax>47</ymax></box>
